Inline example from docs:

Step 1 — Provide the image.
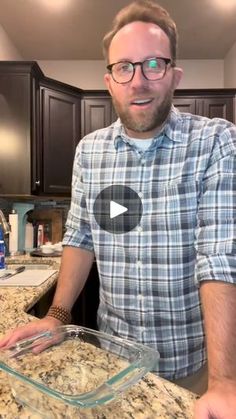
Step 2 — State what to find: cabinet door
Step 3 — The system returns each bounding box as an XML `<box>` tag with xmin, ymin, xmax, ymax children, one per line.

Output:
<box><xmin>31</xmin><ymin>76</ymin><xmax>41</xmax><ymax>194</ymax></box>
<box><xmin>173</xmin><ymin>96</ymin><xmax>234</xmax><ymax>122</ymax></box>
<box><xmin>203</xmin><ymin>97</ymin><xmax>234</xmax><ymax>122</ymax></box>
<box><xmin>81</xmin><ymin>97</ymin><xmax>116</xmax><ymax>137</ymax></box>
<box><xmin>0</xmin><ymin>73</ymin><xmax>33</xmax><ymax>194</ymax></box>
<box><xmin>41</xmin><ymin>88</ymin><xmax>80</xmax><ymax>194</ymax></box>
<box><xmin>173</xmin><ymin>97</ymin><xmax>196</xmax><ymax>114</ymax></box>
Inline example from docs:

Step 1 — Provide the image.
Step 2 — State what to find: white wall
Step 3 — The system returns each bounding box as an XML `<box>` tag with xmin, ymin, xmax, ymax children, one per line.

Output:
<box><xmin>177</xmin><ymin>60</ymin><xmax>224</xmax><ymax>89</ymax></box>
<box><xmin>38</xmin><ymin>60</ymin><xmax>107</xmax><ymax>90</ymax></box>
<box><xmin>0</xmin><ymin>22</ymin><xmax>226</xmax><ymax>90</ymax></box>
<box><xmin>0</xmin><ymin>25</ymin><xmax>22</xmax><ymax>60</ymax></box>
<box><xmin>0</xmin><ymin>25</ymin><xmax>232</xmax><ymax>89</ymax></box>
<box><xmin>38</xmin><ymin>59</ymin><xmax>224</xmax><ymax>90</ymax></box>
<box><xmin>224</xmin><ymin>42</ymin><xmax>236</xmax><ymax>87</ymax></box>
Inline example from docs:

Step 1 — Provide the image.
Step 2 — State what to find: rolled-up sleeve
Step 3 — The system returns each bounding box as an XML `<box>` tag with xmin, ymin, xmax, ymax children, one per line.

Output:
<box><xmin>62</xmin><ymin>142</ymin><xmax>94</xmax><ymax>252</ymax></box>
<box><xmin>195</xmin><ymin>124</ymin><xmax>236</xmax><ymax>284</ymax></box>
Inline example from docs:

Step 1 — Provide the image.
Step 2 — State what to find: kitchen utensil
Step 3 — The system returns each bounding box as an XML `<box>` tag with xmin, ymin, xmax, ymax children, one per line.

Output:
<box><xmin>0</xmin><ymin>265</ymin><xmax>25</xmax><ymax>280</ymax></box>
<box><xmin>0</xmin><ymin>325</ymin><xmax>159</xmax><ymax>417</ymax></box>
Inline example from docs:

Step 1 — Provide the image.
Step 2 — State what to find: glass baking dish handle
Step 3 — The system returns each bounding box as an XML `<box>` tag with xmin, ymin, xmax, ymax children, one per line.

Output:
<box><xmin>67</xmin><ymin>353</ymin><xmax>159</xmax><ymax>408</ymax></box>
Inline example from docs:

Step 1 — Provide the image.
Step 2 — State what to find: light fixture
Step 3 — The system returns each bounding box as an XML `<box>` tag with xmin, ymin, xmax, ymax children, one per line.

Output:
<box><xmin>211</xmin><ymin>0</ymin><xmax>236</xmax><ymax>10</ymax></box>
<box><xmin>38</xmin><ymin>0</ymin><xmax>72</xmax><ymax>12</ymax></box>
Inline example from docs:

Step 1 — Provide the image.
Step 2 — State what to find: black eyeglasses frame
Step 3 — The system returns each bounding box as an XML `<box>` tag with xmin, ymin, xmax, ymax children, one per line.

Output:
<box><xmin>107</xmin><ymin>57</ymin><xmax>173</xmax><ymax>84</ymax></box>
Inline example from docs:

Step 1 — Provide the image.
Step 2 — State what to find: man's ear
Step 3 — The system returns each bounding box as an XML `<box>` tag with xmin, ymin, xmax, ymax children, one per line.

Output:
<box><xmin>172</xmin><ymin>67</ymin><xmax>183</xmax><ymax>90</ymax></box>
<box><xmin>104</xmin><ymin>73</ymin><xmax>113</xmax><ymax>96</ymax></box>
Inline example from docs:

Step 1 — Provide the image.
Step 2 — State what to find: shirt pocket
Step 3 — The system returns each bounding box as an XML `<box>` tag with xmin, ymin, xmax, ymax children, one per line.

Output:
<box><xmin>152</xmin><ymin>180</ymin><xmax>200</xmax><ymax>235</ymax></box>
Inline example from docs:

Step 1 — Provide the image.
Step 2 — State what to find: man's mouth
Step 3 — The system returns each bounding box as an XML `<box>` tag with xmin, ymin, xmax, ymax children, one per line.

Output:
<box><xmin>131</xmin><ymin>98</ymin><xmax>153</xmax><ymax>106</ymax></box>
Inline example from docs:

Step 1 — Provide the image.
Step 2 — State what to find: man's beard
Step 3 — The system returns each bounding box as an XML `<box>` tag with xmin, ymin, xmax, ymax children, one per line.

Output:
<box><xmin>112</xmin><ymin>89</ymin><xmax>173</xmax><ymax>134</ymax></box>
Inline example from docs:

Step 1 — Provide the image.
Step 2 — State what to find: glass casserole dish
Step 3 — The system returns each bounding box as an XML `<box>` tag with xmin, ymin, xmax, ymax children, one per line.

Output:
<box><xmin>0</xmin><ymin>325</ymin><xmax>159</xmax><ymax>417</ymax></box>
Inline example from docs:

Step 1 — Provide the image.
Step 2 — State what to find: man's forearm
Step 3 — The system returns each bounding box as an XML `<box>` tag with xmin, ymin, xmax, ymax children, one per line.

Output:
<box><xmin>200</xmin><ymin>281</ymin><xmax>236</xmax><ymax>388</ymax></box>
<box><xmin>52</xmin><ymin>246</ymin><xmax>95</xmax><ymax>311</ymax></box>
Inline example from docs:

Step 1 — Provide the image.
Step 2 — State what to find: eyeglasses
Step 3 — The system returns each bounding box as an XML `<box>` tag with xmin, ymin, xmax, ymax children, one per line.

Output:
<box><xmin>107</xmin><ymin>57</ymin><xmax>172</xmax><ymax>84</ymax></box>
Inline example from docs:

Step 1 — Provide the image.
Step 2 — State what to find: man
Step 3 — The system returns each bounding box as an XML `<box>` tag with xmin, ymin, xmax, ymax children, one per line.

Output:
<box><xmin>1</xmin><ymin>1</ymin><xmax>236</xmax><ymax>418</ymax></box>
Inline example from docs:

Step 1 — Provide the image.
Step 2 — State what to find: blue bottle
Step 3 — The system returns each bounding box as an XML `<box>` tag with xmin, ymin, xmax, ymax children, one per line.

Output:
<box><xmin>0</xmin><ymin>226</ymin><xmax>5</xmax><ymax>270</ymax></box>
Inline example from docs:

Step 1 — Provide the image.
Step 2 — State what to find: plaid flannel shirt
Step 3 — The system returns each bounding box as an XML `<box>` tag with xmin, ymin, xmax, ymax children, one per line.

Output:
<box><xmin>63</xmin><ymin>106</ymin><xmax>236</xmax><ymax>380</ymax></box>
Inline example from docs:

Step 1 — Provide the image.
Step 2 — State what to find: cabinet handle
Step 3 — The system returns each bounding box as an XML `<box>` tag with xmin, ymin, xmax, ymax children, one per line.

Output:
<box><xmin>35</xmin><ymin>180</ymin><xmax>40</xmax><ymax>186</ymax></box>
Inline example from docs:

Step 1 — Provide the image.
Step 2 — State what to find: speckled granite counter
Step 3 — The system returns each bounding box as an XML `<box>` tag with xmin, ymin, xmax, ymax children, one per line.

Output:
<box><xmin>0</xmin><ymin>255</ymin><xmax>197</xmax><ymax>418</ymax></box>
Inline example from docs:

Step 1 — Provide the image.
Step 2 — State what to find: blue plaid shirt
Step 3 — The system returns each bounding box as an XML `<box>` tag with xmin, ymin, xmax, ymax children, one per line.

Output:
<box><xmin>63</xmin><ymin>106</ymin><xmax>236</xmax><ymax>380</ymax></box>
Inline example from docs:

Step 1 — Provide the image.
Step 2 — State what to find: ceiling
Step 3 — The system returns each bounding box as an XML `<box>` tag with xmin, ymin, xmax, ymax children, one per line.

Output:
<box><xmin>0</xmin><ymin>0</ymin><xmax>236</xmax><ymax>60</ymax></box>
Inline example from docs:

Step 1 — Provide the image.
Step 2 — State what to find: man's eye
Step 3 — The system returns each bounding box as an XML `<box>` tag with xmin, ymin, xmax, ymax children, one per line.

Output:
<box><xmin>117</xmin><ymin>63</ymin><xmax>132</xmax><ymax>73</ymax></box>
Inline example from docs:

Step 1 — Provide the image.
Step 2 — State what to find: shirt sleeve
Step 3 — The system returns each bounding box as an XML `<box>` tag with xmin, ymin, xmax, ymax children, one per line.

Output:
<box><xmin>195</xmin><ymin>121</ymin><xmax>236</xmax><ymax>284</ymax></box>
<box><xmin>62</xmin><ymin>142</ymin><xmax>94</xmax><ymax>252</ymax></box>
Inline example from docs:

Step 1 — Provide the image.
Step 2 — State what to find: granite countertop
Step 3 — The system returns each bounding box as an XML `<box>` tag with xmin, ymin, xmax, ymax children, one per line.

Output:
<box><xmin>0</xmin><ymin>255</ymin><xmax>197</xmax><ymax>418</ymax></box>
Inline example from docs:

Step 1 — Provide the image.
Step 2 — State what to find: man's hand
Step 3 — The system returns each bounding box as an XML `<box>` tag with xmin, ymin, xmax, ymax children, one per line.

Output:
<box><xmin>0</xmin><ymin>317</ymin><xmax>62</xmax><ymax>349</ymax></box>
<box><xmin>194</xmin><ymin>381</ymin><xmax>236</xmax><ymax>419</ymax></box>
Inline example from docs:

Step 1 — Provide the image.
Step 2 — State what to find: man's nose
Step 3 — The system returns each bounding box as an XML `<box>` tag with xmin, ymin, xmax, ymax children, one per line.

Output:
<box><xmin>130</xmin><ymin>64</ymin><xmax>147</xmax><ymax>87</ymax></box>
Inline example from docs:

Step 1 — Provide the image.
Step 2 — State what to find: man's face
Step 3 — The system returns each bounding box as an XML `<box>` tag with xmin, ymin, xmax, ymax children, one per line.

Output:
<box><xmin>104</xmin><ymin>21</ymin><xmax>183</xmax><ymax>139</ymax></box>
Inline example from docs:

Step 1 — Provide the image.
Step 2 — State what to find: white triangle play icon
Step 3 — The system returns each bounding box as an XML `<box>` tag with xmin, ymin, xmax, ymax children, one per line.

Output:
<box><xmin>110</xmin><ymin>200</ymin><xmax>128</xmax><ymax>219</ymax></box>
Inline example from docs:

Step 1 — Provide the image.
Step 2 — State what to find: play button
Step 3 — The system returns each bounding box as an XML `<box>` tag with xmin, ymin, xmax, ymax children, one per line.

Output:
<box><xmin>93</xmin><ymin>185</ymin><xmax>143</xmax><ymax>234</ymax></box>
<box><xmin>110</xmin><ymin>201</ymin><xmax>128</xmax><ymax>219</ymax></box>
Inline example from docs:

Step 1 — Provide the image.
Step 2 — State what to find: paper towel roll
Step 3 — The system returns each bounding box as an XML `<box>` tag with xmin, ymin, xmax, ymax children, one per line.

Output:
<box><xmin>9</xmin><ymin>210</ymin><xmax>18</xmax><ymax>254</ymax></box>
<box><xmin>25</xmin><ymin>222</ymin><xmax>34</xmax><ymax>251</ymax></box>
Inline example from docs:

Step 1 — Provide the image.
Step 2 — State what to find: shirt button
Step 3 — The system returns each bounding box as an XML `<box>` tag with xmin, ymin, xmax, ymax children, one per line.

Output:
<box><xmin>138</xmin><ymin>192</ymin><xmax>143</xmax><ymax>198</ymax></box>
<box><xmin>137</xmin><ymin>294</ymin><xmax>143</xmax><ymax>301</ymax></box>
<box><xmin>137</xmin><ymin>226</ymin><xmax>142</xmax><ymax>232</ymax></box>
<box><xmin>136</xmin><ymin>260</ymin><xmax>142</xmax><ymax>267</ymax></box>
<box><xmin>140</xmin><ymin>159</ymin><xmax>145</xmax><ymax>165</ymax></box>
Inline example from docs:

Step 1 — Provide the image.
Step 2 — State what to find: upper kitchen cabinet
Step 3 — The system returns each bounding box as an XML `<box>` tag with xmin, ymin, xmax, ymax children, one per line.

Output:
<box><xmin>1</xmin><ymin>61</ymin><xmax>235</xmax><ymax>198</ymax></box>
<box><xmin>0</xmin><ymin>61</ymin><xmax>43</xmax><ymax>195</ymax></box>
<box><xmin>0</xmin><ymin>61</ymin><xmax>82</xmax><ymax>196</ymax></box>
<box><xmin>39</xmin><ymin>78</ymin><xmax>82</xmax><ymax>195</ymax></box>
<box><xmin>81</xmin><ymin>91</ymin><xmax>117</xmax><ymax>137</ymax></box>
<box><xmin>173</xmin><ymin>89</ymin><xmax>235</xmax><ymax>122</ymax></box>
<box><xmin>81</xmin><ymin>89</ymin><xmax>235</xmax><ymax>139</ymax></box>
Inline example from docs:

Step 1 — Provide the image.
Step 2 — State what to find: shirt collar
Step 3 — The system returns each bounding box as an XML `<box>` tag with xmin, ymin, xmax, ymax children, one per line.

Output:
<box><xmin>112</xmin><ymin>105</ymin><xmax>184</xmax><ymax>149</ymax></box>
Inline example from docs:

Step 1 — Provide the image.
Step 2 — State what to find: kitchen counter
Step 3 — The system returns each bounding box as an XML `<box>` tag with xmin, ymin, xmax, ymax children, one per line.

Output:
<box><xmin>0</xmin><ymin>255</ymin><xmax>197</xmax><ymax>418</ymax></box>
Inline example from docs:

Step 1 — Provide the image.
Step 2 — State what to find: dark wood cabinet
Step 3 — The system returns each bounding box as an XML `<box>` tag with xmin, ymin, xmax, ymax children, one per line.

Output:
<box><xmin>40</xmin><ymin>79</ymin><xmax>82</xmax><ymax>195</ymax></box>
<box><xmin>0</xmin><ymin>62</ymin><xmax>43</xmax><ymax>195</ymax></box>
<box><xmin>71</xmin><ymin>262</ymin><xmax>99</xmax><ymax>329</ymax></box>
<box><xmin>29</xmin><ymin>262</ymin><xmax>100</xmax><ymax>330</ymax></box>
<box><xmin>81</xmin><ymin>91</ymin><xmax>117</xmax><ymax>137</ymax></box>
<box><xmin>81</xmin><ymin>90</ymin><xmax>235</xmax><ymax>141</ymax></box>
<box><xmin>173</xmin><ymin>97</ymin><xmax>198</xmax><ymax>114</ymax></box>
<box><xmin>173</xmin><ymin>90</ymin><xmax>235</xmax><ymax>122</ymax></box>
<box><xmin>0</xmin><ymin>62</ymin><xmax>82</xmax><ymax>196</ymax></box>
<box><xmin>201</xmin><ymin>97</ymin><xmax>234</xmax><ymax>121</ymax></box>
<box><xmin>0</xmin><ymin>61</ymin><xmax>235</xmax><ymax>197</ymax></box>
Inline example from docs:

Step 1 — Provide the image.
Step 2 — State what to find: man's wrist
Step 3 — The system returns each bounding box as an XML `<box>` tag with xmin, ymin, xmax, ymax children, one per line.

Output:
<box><xmin>208</xmin><ymin>375</ymin><xmax>236</xmax><ymax>392</ymax></box>
<box><xmin>46</xmin><ymin>305</ymin><xmax>72</xmax><ymax>325</ymax></box>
